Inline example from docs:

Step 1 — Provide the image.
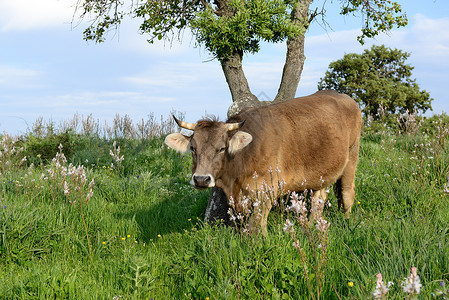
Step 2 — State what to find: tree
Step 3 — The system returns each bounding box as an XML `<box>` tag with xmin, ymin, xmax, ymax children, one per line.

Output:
<box><xmin>73</xmin><ymin>0</ymin><xmax>408</xmax><ymax>224</ymax></box>
<box><xmin>317</xmin><ymin>45</ymin><xmax>433</xmax><ymax>119</ymax></box>
<box><xmin>74</xmin><ymin>0</ymin><xmax>407</xmax><ymax>117</ymax></box>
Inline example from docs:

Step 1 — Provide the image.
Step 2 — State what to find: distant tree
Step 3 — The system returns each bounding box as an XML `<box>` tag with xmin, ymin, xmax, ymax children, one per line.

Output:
<box><xmin>318</xmin><ymin>45</ymin><xmax>432</xmax><ymax>119</ymax></box>
<box><xmin>74</xmin><ymin>0</ymin><xmax>408</xmax><ymax>117</ymax></box>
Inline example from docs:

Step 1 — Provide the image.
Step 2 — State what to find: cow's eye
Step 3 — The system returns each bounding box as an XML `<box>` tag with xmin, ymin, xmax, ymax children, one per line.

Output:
<box><xmin>190</xmin><ymin>146</ymin><xmax>196</xmax><ymax>153</ymax></box>
<box><xmin>218</xmin><ymin>147</ymin><xmax>226</xmax><ymax>154</ymax></box>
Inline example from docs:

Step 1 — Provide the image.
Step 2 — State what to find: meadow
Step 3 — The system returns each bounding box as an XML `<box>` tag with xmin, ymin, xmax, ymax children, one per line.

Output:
<box><xmin>0</xmin><ymin>112</ymin><xmax>448</xmax><ymax>299</ymax></box>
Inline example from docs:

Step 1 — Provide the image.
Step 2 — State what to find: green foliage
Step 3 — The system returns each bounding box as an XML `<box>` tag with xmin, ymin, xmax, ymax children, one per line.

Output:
<box><xmin>421</xmin><ymin>112</ymin><xmax>449</xmax><ymax>136</ymax></box>
<box><xmin>1</xmin><ymin>115</ymin><xmax>449</xmax><ymax>298</ymax></box>
<box><xmin>318</xmin><ymin>45</ymin><xmax>433</xmax><ymax>119</ymax></box>
<box><xmin>340</xmin><ymin>0</ymin><xmax>407</xmax><ymax>44</ymax></box>
<box><xmin>0</xmin><ymin>133</ymin><xmax>27</xmax><ymax>175</ymax></box>
<box><xmin>80</xmin><ymin>0</ymin><xmax>125</xmax><ymax>43</ymax></box>
<box><xmin>21</xmin><ymin>131</ymin><xmax>75</xmax><ymax>165</ymax></box>
<box><xmin>135</xmin><ymin>0</ymin><xmax>202</xmax><ymax>42</ymax></box>
<box><xmin>77</xmin><ymin>0</ymin><xmax>408</xmax><ymax>60</ymax></box>
<box><xmin>190</xmin><ymin>0</ymin><xmax>302</xmax><ymax>59</ymax></box>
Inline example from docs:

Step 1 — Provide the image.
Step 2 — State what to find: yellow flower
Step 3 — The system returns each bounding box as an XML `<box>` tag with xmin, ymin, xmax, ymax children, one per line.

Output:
<box><xmin>348</xmin><ymin>282</ymin><xmax>354</xmax><ymax>287</ymax></box>
<box><xmin>357</xmin><ymin>201</ymin><xmax>361</xmax><ymax>205</ymax></box>
<box><xmin>102</xmin><ymin>241</ymin><xmax>106</xmax><ymax>245</ymax></box>
<box><xmin>121</xmin><ymin>237</ymin><xmax>126</xmax><ymax>241</ymax></box>
<box><xmin>188</xmin><ymin>218</ymin><xmax>191</xmax><ymax>221</ymax></box>
<box><xmin>157</xmin><ymin>234</ymin><xmax>162</xmax><ymax>238</ymax></box>
<box><xmin>206</xmin><ymin>298</ymin><xmax>210</xmax><ymax>300</ymax></box>
<box><xmin>127</xmin><ymin>235</ymin><xmax>130</xmax><ymax>238</ymax></box>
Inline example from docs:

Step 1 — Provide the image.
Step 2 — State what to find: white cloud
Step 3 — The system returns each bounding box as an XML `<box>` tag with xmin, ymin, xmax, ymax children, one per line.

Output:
<box><xmin>244</xmin><ymin>61</ymin><xmax>283</xmax><ymax>92</ymax></box>
<box><xmin>0</xmin><ymin>90</ymin><xmax>176</xmax><ymax>133</ymax></box>
<box><xmin>121</xmin><ymin>60</ymin><xmax>224</xmax><ymax>90</ymax></box>
<box><xmin>0</xmin><ymin>0</ymin><xmax>77</xmax><ymax>31</ymax></box>
<box><xmin>304</xmin><ymin>14</ymin><xmax>449</xmax><ymax>67</ymax></box>
<box><xmin>305</xmin><ymin>29</ymin><xmax>362</xmax><ymax>56</ymax></box>
<box><xmin>113</xmin><ymin>21</ymin><xmax>202</xmax><ymax>57</ymax></box>
<box><xmin>297</xmin><ymin>65</ymin><xmax>325</xmax><ymax>93</ymax></box>
<box><xmin>123</xmin><ymin>70</ymin><xmax>198</xmax><ymax>88</ymax></box>
<box><xmin>40</xmin><ymin>91</ymin><xmax>175</xmax><ymax>108</ymax></box>
<box><xmin>0</xmin><ymin>91</ymin><xmax>174</xmax><ymax>114</ymax></box>
<box><xmin>0</xmin><ymin>0</ymin><xmax>198</xmax><ymax>59</ymax></box>
<box><xmin>399</xmin><ymin>14</ymin><xmax>449</xmax><ymax>66</ymax></box>
<box><xmin>0</xmin><ymin>65</ymin><xmax>43</xmax><ymax>88</ymax></box>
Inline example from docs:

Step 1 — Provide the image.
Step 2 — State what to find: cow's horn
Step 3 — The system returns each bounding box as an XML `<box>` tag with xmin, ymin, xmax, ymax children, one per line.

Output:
<box><xmin>173</xmin><ymin>115</ymin><xmax>196</xmax><ymax>130</ymax></box>
<box><xmin>226</xmin><ymin>120</ymin><xmax>246</xmax><ymax>131</ymax></box>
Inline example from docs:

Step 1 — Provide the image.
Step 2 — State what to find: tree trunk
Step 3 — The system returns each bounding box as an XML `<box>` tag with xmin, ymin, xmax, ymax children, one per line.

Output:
<box><xmin>221</xmin><ymin>51</ymin><xmax>262</xmax><ymax>118</ymax></box>
<box><xmin>273</xmin><ymin>35</ymin><xmax>307</xmax><ymax>103</ymax></box>
<box><xmin>204</xmin><ymin>187</ymin><xmax>234</xmax><ymax>226</ymax></box>
<box><xmin>274</xmin><ymin>0</ymin><xmax>312</xmax><ymax>103</ymax></box>
<box><xmin>204</xmin><ymin>0</ymin><xmax>313</xmax><ymax>226</ymax></box>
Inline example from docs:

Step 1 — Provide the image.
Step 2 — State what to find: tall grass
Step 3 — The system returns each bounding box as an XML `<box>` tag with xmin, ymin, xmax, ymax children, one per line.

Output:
<box><xmin>0</xmin><ymin>112</ymin><xmax>448</xmax><ymax>299</ymax></box>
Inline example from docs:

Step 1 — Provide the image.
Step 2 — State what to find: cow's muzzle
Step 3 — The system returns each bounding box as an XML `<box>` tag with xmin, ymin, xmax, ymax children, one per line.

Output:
<box><xmin>191</xmin><ymin>174</ymin><xmax>215</xmax><ymax>189</ymax></box>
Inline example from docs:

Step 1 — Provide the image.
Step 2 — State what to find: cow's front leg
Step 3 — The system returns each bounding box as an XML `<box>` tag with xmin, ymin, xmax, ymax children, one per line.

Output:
<box><xmin>311</xmin><ymin>188</ymin><xmax>327</xmax><ymax>221</ymax></box>
<box><xmin>260</xmin><ymin>197</ymin><xmax>273</xmax><ymax>236</ymax></box>
<box><xmin>247</xmin><ymin>197</ymin><xmax>273</xmax><ymax>236</ymax></box>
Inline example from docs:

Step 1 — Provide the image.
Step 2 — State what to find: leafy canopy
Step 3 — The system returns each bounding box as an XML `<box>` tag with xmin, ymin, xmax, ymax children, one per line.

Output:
<box><xmin>318</xmin><ymin>45</ymin><xmax>433</xmax><ymax>119</ymax></box>
<box><xmin>189</xmin><ymin>0</ymin><xmax>301</xmax><ymax>59</ymax></box>
<box><xmin>340</xmin><ymin>0</ymin><xmax>407</xmax><ymax>44</ymax></box>
<box><xmin>78</xmin><ymin>0</ymin><xmax>408</xmax><ymax>60</ymax></box>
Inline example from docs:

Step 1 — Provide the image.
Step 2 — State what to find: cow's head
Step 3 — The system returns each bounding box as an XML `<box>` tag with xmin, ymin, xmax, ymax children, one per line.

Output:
<box><xmin>165</xmin><ymin>116</ymin><xmax>253</xmax><ymax>189</ymax></box>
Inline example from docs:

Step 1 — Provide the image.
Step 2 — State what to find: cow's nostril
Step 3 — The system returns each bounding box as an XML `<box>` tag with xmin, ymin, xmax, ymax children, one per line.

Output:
<box><xmin>193</xmin><ymin>175</ymin><xmax>211</xmax><ymax>187</ymax></box>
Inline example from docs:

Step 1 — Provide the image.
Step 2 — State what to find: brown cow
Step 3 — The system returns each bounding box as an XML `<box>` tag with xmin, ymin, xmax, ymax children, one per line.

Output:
<box><xmin>165</xmin><ymin>90</ymin><xmax>362</xmax><ymax>235</ymax></box>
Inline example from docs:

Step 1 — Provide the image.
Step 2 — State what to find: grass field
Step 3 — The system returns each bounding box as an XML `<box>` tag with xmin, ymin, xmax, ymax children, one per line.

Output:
<box><xmin>1</xmin><ymin>113</ymin><xmax>448</xmax><ymax>299</ymax></box>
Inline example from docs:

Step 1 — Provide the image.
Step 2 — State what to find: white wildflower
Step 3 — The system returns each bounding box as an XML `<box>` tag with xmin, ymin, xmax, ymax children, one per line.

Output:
<box><xmin>373</xmin><ymin>273</ymin><xmax>393</xmax><ymax>299</ymax></box>
<box><xmin>283</xmin><ymin>219</ymin><xmax>295</xmax><ymax>233</ymax></box>
<box><xmin>315</xmin><ymin>217</ymin><xmax>330</xmax><ymax>233</ymax></box>
<box><xmin>288</xmin><ymin>197</ymin><xmax>307</xmax><ymax>216</ymax></box>
<box><xmin>63</xmin><ymin>181</ymin><xmax>69</xmax><ymax>195</ymax></box>
<box><xmin>292</xmin><ymin>240</ymin><xmax>301</xmax><ymax>249</ymax></box>
<box><xmin>444</xmin><ymin>176</ymin><xmax>449</xmax><ymax>194</ymax></box>
<box><xmin>402</xmin><ymin>267</ymin><xmax>422</xmax><ymax>295</ymax></box>
<box><xmin>228</xmin><ymin>208</ymin><xmax>236</xmax><ymax>221</ymax></box>
<box><xmin>86</xmin><ymin>189</ymin><xmax>94</xmax><ymax>202</ymax></box>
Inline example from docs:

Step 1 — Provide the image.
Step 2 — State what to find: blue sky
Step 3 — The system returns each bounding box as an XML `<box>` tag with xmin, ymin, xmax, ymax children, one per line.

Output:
<box><xmin>0</xmin><ymin>0</ymin><xmax>448</xmax><ymax>135</ymax></box>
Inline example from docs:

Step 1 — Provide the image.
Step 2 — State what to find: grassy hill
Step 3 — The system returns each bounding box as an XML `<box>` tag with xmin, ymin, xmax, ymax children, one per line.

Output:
<box><xmin>1</xmin><ymin>113</ymin><xmax>448</xmax><ymax>299</ymax></box>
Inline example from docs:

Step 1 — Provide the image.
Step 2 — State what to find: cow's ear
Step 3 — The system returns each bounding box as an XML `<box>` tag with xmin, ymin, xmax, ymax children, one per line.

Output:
<box><xmin>228</xmin><ymin>131</ymin><xmax>253</xmax><ymax>155</ymax></box>
<box><xmin>165</xmin><ymin>133</ymin><xmax>190</xmax><ymax>154</ymax></box>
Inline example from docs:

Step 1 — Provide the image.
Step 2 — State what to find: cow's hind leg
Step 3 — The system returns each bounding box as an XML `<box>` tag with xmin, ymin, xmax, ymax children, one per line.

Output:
<box><xmin>339</xmin><ymin>140</ymin><xmax>360</xmax><ymax>218</ymax></box>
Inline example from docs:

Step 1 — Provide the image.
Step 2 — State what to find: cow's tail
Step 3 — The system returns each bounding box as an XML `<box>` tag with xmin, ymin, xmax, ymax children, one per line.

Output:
<box><xmin>334</xmin><ymin>178</ymin><xmax>343</xmax><ymax>210</ymax></box>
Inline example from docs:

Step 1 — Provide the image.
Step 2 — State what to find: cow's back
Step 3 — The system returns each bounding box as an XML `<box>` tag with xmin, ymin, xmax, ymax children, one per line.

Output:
<box><xmin>227</xmin><ymin>90</ymin><xmax>362</xmax><ymax>195</ymax></box>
